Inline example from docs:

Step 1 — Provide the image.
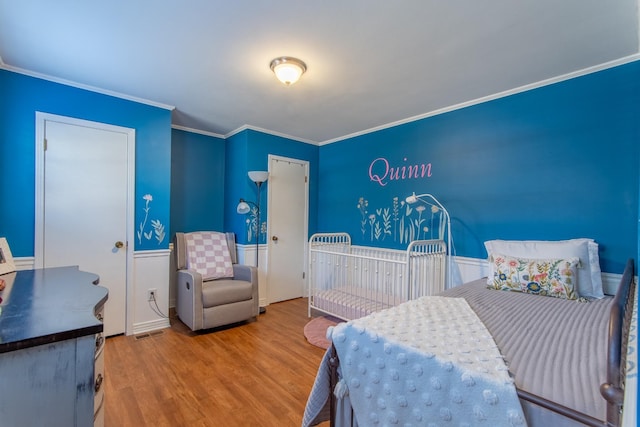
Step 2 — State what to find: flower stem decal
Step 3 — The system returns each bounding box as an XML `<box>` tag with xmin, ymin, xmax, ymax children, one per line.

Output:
<box><xmin>137</xmin><ymin>194</ymin><xmax>166</xmax><ymax>245</ymax></box>
<box><xmin>357</xmin><ymin>197</ymin><xmax>369</xmax><ymax>237</ymax></box>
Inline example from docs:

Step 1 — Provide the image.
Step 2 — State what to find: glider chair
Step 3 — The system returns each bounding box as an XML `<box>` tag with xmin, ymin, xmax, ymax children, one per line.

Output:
<box><xmin>174</xmin><ymin>231</ymin><xmax>259</xmax><ymax>331</ymax></box>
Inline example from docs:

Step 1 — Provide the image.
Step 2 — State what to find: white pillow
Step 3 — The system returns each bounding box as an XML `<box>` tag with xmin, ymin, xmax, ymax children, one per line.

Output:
<box><xmin>484</xmin><ymin>239</ymin><xmax>604</xmax><ymax>299</ymax></box>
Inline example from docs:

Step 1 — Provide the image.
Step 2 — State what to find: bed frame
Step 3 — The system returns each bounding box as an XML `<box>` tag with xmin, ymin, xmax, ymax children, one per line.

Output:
<box><xmin>326</xmin><ymin>258</ymin><xmax>636</xmax><ymax>427</ymax></box>
<box><xmin>600</xmin><ymin>258</ymin><xmax>636</xmax><ymax>427</ymax></box>
<box><xmin>308</xmin><ymin>232</ymin><xmax>446</xmax><ymax>320</ymax></box>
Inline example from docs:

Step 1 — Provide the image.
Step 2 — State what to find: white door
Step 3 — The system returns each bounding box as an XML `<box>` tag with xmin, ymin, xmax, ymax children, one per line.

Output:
<box><xmin>35</xmin><ymin>113</ymin><xmax>134</xmax><ymax>337</ymax></box>
<box><xmin>266</xmin><ymin>155</ymin><xmax>309</xmax><ymax>303</ymax></box>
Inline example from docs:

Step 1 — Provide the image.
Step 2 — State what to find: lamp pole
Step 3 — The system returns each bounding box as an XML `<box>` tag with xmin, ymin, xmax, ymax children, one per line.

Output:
<box><xmin>254</xmin><ymin>180</ymin><xmax>262</xmax><ymax>267</ymax></box>
<box><xmin>238</xmin><ymin>171</ymin><xmax>269</xmax><ymax>314</ymax></box>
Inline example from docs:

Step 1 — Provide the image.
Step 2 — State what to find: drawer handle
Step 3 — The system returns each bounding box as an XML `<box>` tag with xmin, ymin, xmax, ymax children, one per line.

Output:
<box><xmin>95</xmin><ymin>373</ymin><xmax>104</xmax><ymax>393</ymax></box>
<box><xmin>95</xmin><ymin>335</ymin><xmax>104</xmax><ymax>352</ymax></box>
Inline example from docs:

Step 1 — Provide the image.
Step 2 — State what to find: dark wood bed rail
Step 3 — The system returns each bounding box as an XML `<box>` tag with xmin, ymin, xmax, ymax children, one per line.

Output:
<box><xmin>327</xmin><ymin>258</ymin><xmax>636</xmax><ymax>427</ymax></box>
<box><xmin>329</xmin><ymin>344</ymin><xmax>337</xmax><ymax>427</ymax></box>
<box><xmin>600</xmin><ymin>258</ymin><xmax>635</xmax><ymax>427</ymax></box>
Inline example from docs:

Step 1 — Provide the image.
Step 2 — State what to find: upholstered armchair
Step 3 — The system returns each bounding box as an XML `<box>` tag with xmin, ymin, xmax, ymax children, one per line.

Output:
<box><xmin>174</xmin><ymin>231</ymin><xmax>259</xmax><ymax>331</ymax></box>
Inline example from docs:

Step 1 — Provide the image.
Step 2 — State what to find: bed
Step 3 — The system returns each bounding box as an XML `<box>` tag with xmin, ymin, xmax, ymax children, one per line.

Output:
<box><xmin>302</xmin><ymin>246</ymin><xmax>636</xmax><ymax>427</ymax></box>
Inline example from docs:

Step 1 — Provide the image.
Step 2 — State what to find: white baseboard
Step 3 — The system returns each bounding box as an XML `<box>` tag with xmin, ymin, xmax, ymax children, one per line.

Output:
<box><xmin>601</xmin><ymin>272</ymin><xmax>624</xmax><ymax>296</ymax></box>
<box><xmin>14</xmin><ymin>257</ymin><xmax>35</xmax><ymax>270</ymax></box>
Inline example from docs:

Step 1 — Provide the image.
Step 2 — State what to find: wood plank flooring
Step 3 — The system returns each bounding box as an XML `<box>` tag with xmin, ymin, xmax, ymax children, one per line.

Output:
<box><xmin>104</xmin><ymin>298</ymin><xmax>329</xmax><ymax>427</ymax></box>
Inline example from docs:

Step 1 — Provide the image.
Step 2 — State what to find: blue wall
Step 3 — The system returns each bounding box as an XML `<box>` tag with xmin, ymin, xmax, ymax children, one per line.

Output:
<box><xmin>318</xmin><ymin>61</ymin><xmax>640</xmax><ymax>274</ymax></box>
<box><xmin>223</xmin><ymin>129</ymin><xmax>319</xmax><ymax>245</ymax></box>
<box><xmin>0</xmin><ymin>69</ymin><xmax>172</xmax><ymax>254</ymax></box>
<box><xmin>170</xmin><ymin>128</ymin><xmax>226</xmax><ymax>235</ymax></box>
<box><xmin>3</xmin><ymin>61</ymin><xmax>638</xmax><ymax>274</ymax></box>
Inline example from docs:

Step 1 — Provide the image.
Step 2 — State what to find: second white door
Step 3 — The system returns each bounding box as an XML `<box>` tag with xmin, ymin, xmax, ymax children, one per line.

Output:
<box><xmin>266</xmin><ymin>155</ymin><xmax>309</xmax><ymax>303</ymax></box>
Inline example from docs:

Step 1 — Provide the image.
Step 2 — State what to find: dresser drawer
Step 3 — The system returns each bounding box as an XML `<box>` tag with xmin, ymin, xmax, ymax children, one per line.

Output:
<box><xmin>94</xmin><ymin>341</ymin><xmax>105</xmax><ymax>412</ymax></box>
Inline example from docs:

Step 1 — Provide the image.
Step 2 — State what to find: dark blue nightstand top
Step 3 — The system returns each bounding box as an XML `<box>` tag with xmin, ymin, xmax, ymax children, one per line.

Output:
<box><xmin>0</xmin><ymin>266</ymin><xmax>108</xmax><ymax>353</ymax></box>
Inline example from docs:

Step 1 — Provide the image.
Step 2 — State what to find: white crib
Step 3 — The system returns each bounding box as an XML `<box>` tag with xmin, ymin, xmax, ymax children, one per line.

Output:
<box><xmin>308</xmin><ymin>232</ymin><xmax>447</xmax><ymax>320</ymax></box>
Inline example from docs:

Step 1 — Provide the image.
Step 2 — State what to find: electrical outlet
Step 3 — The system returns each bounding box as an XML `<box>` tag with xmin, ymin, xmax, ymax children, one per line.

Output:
<box><xmin>147</xmin><ymin>288</ymin><xmax>157</xmax><ymax>302</ymax></box>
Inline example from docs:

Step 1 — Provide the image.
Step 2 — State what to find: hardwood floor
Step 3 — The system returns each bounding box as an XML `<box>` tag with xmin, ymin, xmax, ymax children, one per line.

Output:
<box><xmin>104</xmin><ymin>298</ymin><xmax>329</xmax><ymax>427</ymax></box>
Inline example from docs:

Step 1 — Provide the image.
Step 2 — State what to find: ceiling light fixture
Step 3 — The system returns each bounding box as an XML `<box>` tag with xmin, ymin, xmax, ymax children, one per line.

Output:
<box><xmin>270</xmin><ymin>56</ymin><xmax>307</xmax><ymax>86</ymax></box>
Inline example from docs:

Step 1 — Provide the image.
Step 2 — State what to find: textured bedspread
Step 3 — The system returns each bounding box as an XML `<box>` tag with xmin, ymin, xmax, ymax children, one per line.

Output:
<box><xmin>440</xmin><ymin>279</ymin><xmax>613</xmax><ymax>421</ymax></box>
<box><xmin>328</xmin><ymin>296</ymin><xmax>526</xmax><ymax>426</ymax></box>
<box><xmin>303</xmin><ymin>279</ymin><xmax>614</xmax><ymax>426</ymax></box>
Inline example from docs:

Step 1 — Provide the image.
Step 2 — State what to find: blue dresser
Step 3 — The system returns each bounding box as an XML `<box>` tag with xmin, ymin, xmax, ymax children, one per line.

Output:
<box><xmin>0</xmin><ymin>266</ymin><xmax>108</xmax><ymax>426</ymax></box>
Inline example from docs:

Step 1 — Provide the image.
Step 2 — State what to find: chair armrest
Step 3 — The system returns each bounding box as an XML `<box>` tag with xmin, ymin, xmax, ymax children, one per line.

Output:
<box><xmin>233</xmin><ymin>264</ymin><xmax>257</xmax><ymax>284</ymax></box>
<box><xmin>233</xmin><ymin>264</ymin><xmax>260</xmax><ymax>316</ymax></box>
<box><xmin>176</xmin><ymin>269</ymin><xmax>205</xmax><ymax>331</ymax></box>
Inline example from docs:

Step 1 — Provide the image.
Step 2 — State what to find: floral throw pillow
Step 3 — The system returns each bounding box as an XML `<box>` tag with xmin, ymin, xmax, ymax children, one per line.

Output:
<box><xmin>488</xmin><ymin>254</ymin><xmax>580</xmax><ymax>300</ymax></box>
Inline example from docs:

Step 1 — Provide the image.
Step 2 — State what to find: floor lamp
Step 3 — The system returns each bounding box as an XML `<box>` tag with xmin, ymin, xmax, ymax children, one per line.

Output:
<box><xmin>237</xmin><ymin>171</ymin><xmax>269</xmax><ymax>313</ymax></box>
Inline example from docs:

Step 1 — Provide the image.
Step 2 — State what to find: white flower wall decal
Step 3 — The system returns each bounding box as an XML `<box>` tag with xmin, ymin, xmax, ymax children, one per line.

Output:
<box><xmin>137</xmin><ymin>194</ymin><xmax>166</xmax><ymax>245</ymax></box>
<box><xmin>356</xmin><ymin>194</ymin><xmax>444</xmax><ymax>244</ymax></box>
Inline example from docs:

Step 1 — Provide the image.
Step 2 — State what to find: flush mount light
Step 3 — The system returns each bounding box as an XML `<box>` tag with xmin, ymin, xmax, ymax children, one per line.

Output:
<box><xmin>270</xmin><ymin>56</ymin><xmax>307</xmax><ymax>85</ymax></box>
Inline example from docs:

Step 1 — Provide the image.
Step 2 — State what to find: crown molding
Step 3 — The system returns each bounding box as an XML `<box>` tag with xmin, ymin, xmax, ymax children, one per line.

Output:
<box><xmin>171</xmin><ymin>125</ymin><xmax>225</xmax><ymax>139</ymax></box>
<box><xmin>0</xmin><ymin>63</ymin><xmax>175</xmax><ymax>111</ymax></box>
<box><xmin>319</xmin><ymin>54</ymin><xmax>640</xmax><ymax>146</ymax></box>
<box><xmin>225</xmin><ymin>124</ymin><xmax>320</xmax><ymax>146</ymax></box>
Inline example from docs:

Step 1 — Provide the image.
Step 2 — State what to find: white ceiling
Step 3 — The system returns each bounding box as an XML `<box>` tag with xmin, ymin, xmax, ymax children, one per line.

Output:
<box><xmin>1</xmin><ymin>1</ymin><xmax>638</xmax><ymax>144</ymax></box>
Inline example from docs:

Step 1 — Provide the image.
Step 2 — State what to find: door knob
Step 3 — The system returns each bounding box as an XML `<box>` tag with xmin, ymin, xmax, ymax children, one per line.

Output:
<box><xmin>115</xmin><ymin>241</ymin><xmax>124</xmax><ymax>249</ymax></box>
<box><xmin>272</xmin><ymin>236</ymin><xmax>278</xmax><ymax>242</ymax></box>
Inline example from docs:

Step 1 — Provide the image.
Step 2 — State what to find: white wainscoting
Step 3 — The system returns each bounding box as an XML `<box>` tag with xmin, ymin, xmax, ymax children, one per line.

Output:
<box><xmin>13</xmin><ymin>252</ymin><xmax>623</xmax><ymax>332</ymax></box>
<box><xmin>132</xmin><ymin>250</ymin><xmax>171</xmax><ymax>335</ymax></box>
<box><xmin>235</xmin><ymin>243</ymin><xmax>268</xmax><ymax>308</ymax></box>
<box><xmin>14</xmin><ymin>257</ymin><xmax>35</xmax><ymax>270</ymax></box>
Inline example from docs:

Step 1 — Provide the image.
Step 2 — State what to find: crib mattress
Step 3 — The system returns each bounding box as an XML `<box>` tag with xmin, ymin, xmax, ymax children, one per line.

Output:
<box><xmin>440</xmin><ymin>278</ymin><xmax>613</xmax><ymax>421</ymax></box>
<box><xmin>312</xmin><ymin>286</ymin><xmax>407</xmax><ymax>320</ymax></box>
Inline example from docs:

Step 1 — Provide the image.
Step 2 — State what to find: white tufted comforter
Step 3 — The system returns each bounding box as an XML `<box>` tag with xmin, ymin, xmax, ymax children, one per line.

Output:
<box><xmin>307</xmin><ymin>296</ymin><xmax>527</xmax><ymax>426</ymax></box>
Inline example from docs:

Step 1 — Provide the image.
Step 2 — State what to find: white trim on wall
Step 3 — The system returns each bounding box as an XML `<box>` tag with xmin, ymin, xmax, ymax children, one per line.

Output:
<box><xmin>171</xmin><ymin>125</ymin><xmax>225</xmax><ymax>139</ymax></box>
<box><xmin>133</xmin><ymin>250</ymin><xmax>171</xmax><ymax>334</ymax></box>
<box><xmin>235</xmin><ymin>243</ymin><xmax>269</xmax><ymax>308</ymax></box>
<box><xmin>0</xmin><ymin>63</ymin><xmax>175</xmax><ymax>111</ymax></box>
<box><xmin>13</xmin><ymin>257</ymin><xmax>35</xmax><ymax>270</ymax></box>
<box><xmin>319</xmin><ymin>54</ymin><xmax>640</xmax><ymax>146</ymax></box>
<box><xmin>225</xmin><ymin>124</ymin><xmax>319</xmax><ymax>146</ymax></box>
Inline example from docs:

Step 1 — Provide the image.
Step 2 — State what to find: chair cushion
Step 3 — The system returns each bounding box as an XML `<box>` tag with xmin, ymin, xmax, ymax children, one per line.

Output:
<box><xmin>202</xmin><ymin>279</ymin><xmax>254</xmax><ymax>308</ymax></box>
<box><xmin>185</xmin><ymin>231</ymin><xmax>234</xmax><ymax>280</ymax></box>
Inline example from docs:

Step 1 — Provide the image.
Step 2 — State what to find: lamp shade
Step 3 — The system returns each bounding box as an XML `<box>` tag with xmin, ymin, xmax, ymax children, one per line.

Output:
<box><xmin>270</xmin><ymin>57</ymin><xmax>307</xmax><ymax>85</ymax></box>
<box><xmin>248</xmin><ymin>171</ymin><xmax>269</xmax><ymax>183</ymax></box>
<box><xmin>236</xmin><ymin>201</ymin><xmax>251</xmax><ymax>214</ymax></box>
